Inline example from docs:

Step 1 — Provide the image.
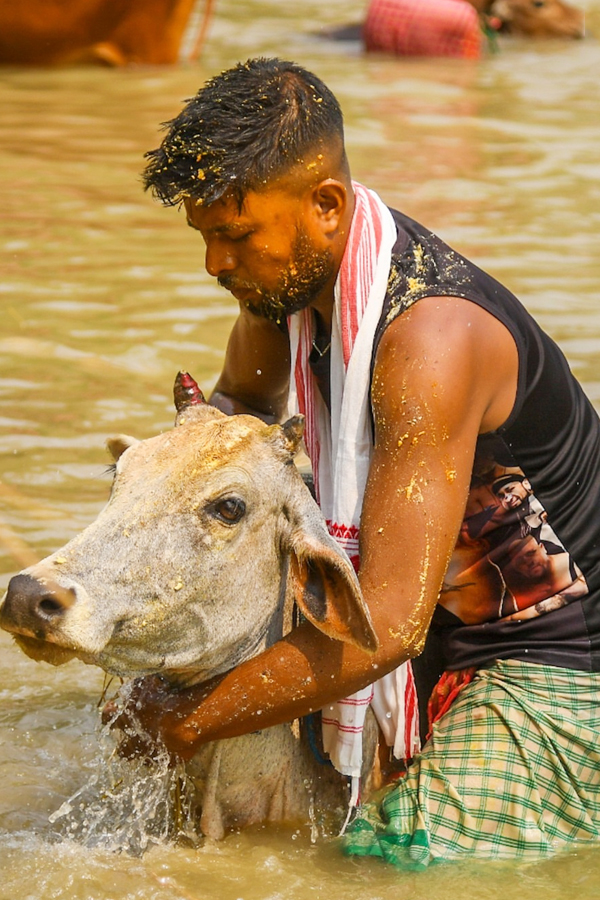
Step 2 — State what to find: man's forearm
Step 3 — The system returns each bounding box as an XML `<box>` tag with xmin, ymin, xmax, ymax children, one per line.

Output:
<box><xmin>132</xmin><ymin>618</ymin><xmax>411</xmax><ymax>758</ymax></box>
<box><xmin>208</xmin><ymin>389</ymin><xmax>281</xmax><ymax>423</ymax></box>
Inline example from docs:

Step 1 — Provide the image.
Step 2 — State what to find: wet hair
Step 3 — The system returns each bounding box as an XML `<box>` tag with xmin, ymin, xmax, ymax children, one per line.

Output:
<box><xmin>142</xmin><ymin>57</ymin><xmax>345</xmax><ymax>208</ymax></box>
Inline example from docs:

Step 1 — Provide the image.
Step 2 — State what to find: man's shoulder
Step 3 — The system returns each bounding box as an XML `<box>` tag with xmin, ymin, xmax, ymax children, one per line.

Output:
<box><xmin>387</xmin><ymin>206</ymin><xmax>434</xmax><ymax>253</ymax></box>
<box><xmin>382</xmin><ymin>208</ymin><xmax>497</xmax><ymax>330</ymax></box>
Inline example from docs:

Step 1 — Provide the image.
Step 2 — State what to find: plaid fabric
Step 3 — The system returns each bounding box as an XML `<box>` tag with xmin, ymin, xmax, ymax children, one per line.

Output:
<box><xmin>364</xmin><ymin>0</ymin><xmax>482</xmax><ymax>59</ymax></box>
<box><xmin>343</xmin><ymin>660</ymin><xmax>600</xmax><ymax>868</ymax></box>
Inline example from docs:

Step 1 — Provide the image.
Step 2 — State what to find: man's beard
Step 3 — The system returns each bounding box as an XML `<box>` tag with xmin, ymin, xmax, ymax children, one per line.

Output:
<box><xmin>218</xmin><ymin>228</ymin><xmax>335</xmax><ymax>323</ymax></box>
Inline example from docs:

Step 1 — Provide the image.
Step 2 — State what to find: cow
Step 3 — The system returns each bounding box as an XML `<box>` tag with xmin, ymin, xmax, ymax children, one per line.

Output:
<box><xmin>0</xmin><ymin>372</ymin><xmax>381</xmax><ymax>840</ymax></box>
<box><xmin>483</xmin><ymin>0</ymin><xmax>585</xmax><ymax>37</ymax></box>
<box><xmin>360</xmin><ymin>0</ymin><xmax>584</xmax><ymax>59</ymax></box>
<box><xmin>0</xmin><ymin>0</ymin><xmax>214</xmax><ymax>67</ymax></box>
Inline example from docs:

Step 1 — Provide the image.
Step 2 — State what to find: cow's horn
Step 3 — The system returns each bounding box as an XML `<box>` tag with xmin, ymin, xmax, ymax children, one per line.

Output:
<box><xmin>174</xmin><ymin>371</ymin><xmax>207</xmax><ymax>412</ymax></box>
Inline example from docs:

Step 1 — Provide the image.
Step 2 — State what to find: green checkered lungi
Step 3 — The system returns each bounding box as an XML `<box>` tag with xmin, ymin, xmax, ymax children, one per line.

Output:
<box><xmin>343</xmin><ymin>659</ymin><xmax>600</xmax><ymax>868</ymax></box>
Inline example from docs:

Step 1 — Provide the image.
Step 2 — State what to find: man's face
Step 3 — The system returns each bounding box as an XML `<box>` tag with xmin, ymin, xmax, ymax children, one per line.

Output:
<box><xmin>511</xmin><ymin>537</ymin><xmax>549</xmax><ymax>580</ymax></box>
<box><xmin>497</xmin><ymin>479</ymin><xmax>530</xmax><ymax>510</ymax></box>
<box><xmin>184</xmin><ymin>188</ymin><xmax>335</xmax><ymax>322</ymax></box>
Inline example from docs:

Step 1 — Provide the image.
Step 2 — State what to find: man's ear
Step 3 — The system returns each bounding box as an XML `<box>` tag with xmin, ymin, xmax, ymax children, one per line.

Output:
<box><xmin>311</xmin><ymin>179</ymin><xmax>348</xmax><ymax>233</ymax></box>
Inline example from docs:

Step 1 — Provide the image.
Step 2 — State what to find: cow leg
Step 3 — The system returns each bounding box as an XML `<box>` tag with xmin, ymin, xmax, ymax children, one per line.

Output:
<box><xmin>57</xmin><ymin>41</ymin><xmax>128</xmax><ymax>67</ymax></box>
<box><xmin>89</xmin><ymin>42</ymin><xmax>128</xmax><ymax>65</ymax></box>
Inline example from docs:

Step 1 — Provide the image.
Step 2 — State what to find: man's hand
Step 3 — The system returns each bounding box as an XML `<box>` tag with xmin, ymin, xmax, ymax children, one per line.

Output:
<box><xmin>101</xmin><ymin>675</ymin><xmax>207</xmax><ymax>763</ymax></box>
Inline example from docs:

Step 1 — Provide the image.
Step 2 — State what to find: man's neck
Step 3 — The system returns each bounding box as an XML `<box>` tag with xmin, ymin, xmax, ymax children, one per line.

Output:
<box><xmin>309</xmin><ymin>290</ymin><xmax>335</xmax><ymax>333</ymax></box>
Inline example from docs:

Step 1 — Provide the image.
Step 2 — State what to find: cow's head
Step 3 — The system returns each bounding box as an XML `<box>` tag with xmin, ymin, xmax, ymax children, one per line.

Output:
<box><xmin>490</xmin><ymin>0</ymin><xmax>584</xmax><ymax>38</ymax></box>
<box><xmin>0</xmin><ymin>373</ymin><xmax>377</xmax><ymax>683</ymax></box>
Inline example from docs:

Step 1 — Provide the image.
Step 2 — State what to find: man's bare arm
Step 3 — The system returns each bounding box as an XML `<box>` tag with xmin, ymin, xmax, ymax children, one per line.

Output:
<box><xmin>209</xmin><ymin>307</ymin><xmax>291</xmax><ymax>422</ymax></box>
<box><xmin>357</xmin><ymin>295</ymin><xmax>517</xmax><ymax>655</ymax></box>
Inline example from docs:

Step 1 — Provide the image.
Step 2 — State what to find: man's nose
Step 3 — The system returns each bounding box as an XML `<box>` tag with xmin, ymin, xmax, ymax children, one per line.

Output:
<box><xmin>205</xmin><ymin>241</ymin><xmax>236</xmax><ymax>277</ymax></box>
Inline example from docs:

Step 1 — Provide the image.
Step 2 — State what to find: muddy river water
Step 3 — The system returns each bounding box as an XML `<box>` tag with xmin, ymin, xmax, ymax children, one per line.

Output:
<box><xmin>1</xmin><ymin>1</ymin><xmax>600</xmax><ymax>897</ymax></box>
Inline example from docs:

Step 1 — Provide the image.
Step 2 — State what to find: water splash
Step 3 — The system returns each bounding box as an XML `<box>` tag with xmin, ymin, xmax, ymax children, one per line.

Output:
<box><xmin>47</xmin><ymin>692</ymin><xmax>199</xmax><ymax>856</ymax></box>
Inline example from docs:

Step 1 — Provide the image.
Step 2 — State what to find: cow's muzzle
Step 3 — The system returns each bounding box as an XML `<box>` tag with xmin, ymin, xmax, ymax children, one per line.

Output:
<box><xmin>1</xmin><ymin>572</ymin><xmax>76</xmax><ymax>640</ymax></box>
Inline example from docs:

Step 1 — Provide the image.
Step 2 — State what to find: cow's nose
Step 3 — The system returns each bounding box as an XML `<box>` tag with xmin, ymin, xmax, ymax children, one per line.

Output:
<box><xmin>1</xmin><ymin>572</ymin><xmax>76</xmax><ymax>638</ymax></box>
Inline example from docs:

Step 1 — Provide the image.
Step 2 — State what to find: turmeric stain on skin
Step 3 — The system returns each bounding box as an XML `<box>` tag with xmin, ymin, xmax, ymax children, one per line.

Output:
<box><xmin>387</xmin><ymin>535</ymin><xmax>432</xmax><ymax>650</ymax></box>
<box><xmin>404</xmin><ymin>474</ymin><xmax>424</xmax><ymax>503</ymax></box>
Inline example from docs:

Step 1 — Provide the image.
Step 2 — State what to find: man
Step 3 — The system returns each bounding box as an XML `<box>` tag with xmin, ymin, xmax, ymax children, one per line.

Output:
<box><xmin>113</xmin><ymin>58</ymin><xmax>600</xmax><ymax>866</ymax></box>
<box><xmin>493</xmin><ymin>473</ymin><xmax>533</xmax><ymax>512</ymax></box>
<box><xmin>501</xmin><ymin>532</ymin><xmax>587</xmax><ymax>616</ymax></box>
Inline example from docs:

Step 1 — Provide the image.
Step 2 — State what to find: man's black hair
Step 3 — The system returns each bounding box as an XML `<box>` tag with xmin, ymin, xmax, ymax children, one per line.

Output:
<box><xmin>143</xmin><ymin>57</ymin><xmax>345</xmax><ymax>208</ymax></box>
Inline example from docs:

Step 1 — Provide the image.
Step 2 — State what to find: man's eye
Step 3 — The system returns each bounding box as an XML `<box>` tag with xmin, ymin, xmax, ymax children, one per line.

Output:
<box><xmin>230</xmin><ymin>231</ymin><xmax>252</xmax><ymax>242</ymax></box>
<box><xmin>211</xmin><ymin>497</ymin><xmax>246</xmax><ymax>524</ymax></box>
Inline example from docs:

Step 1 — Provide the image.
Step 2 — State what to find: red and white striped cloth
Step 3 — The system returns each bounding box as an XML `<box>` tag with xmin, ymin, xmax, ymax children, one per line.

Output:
<box><xmin>288</xmin><ymin>183</ymin><xmax>420</xmax><ymax>805</ymax></box>
<box><xmin>364</xmin><ymin>0</ymin><xmax>483</xmax><ymax>59</ymax></box>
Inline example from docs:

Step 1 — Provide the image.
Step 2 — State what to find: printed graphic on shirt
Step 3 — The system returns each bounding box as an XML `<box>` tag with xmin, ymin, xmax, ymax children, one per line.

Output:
<box><xmin>439</xmin><ymin>435</ymin><xmax>588</xmax><ymax>626</ymax></box>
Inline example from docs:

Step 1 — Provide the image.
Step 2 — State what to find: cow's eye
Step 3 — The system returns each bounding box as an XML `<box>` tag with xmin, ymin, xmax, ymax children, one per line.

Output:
<box><xmin>211</xmin><ymin>497</ymin><xmax>246</xmax><ymax>524</ymax></box>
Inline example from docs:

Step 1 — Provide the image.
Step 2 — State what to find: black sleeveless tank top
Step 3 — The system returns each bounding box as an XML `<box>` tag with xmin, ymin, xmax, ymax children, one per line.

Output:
<box><xmin>375</xmin><ymin>209</ymin><xmax>600</xmax><ymax>674</ymax></box>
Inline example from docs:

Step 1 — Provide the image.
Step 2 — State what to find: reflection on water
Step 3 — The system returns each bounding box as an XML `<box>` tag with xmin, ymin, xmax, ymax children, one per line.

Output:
<box><xmin>1</xmin><ymin>0</ymin><xmax>600</xmax><ymax>896</ymax></box>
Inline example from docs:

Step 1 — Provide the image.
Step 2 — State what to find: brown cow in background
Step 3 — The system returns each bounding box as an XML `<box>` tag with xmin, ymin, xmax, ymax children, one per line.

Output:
<box><xmin>0</xmin><ymin>0</ymin><xmax>214</xmax><ymax>66</ymax></box>
<box><xmin>474</xmin><ymin>0</ymin><xmax>584</xmax><ymax>37</ymax></box>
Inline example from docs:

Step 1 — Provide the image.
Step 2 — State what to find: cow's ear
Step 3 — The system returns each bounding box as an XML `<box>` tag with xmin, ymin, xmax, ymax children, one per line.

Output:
<box><xmin>285</xmin><ymin>494</ymin><xmax>378</xmax><ymax>653</ymax></box>
<box><xmin>280</xmin><ymin>415</ymin><xmax>305</xmax><ymax>455</ymax></box>
<box><xmin>106</xmin><ymin>434</ymin><xmax>139</xmax><ymax>462</ymax></box>
<box><xmin>266</xmin><ymin>415</ymin><xmax>305</xmax><ymax>460</ymax></box>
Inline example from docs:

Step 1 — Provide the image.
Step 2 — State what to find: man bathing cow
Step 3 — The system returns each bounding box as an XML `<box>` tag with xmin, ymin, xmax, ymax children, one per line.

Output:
<box><xmin>362</xmin><ymin>0</ymin><xmax>584</xmax><ymax>59</ymax></box>
<box><xmin>4</xmin><ymin>57</ymin><xmax>600</xmax><ymax>866</ymax></box>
